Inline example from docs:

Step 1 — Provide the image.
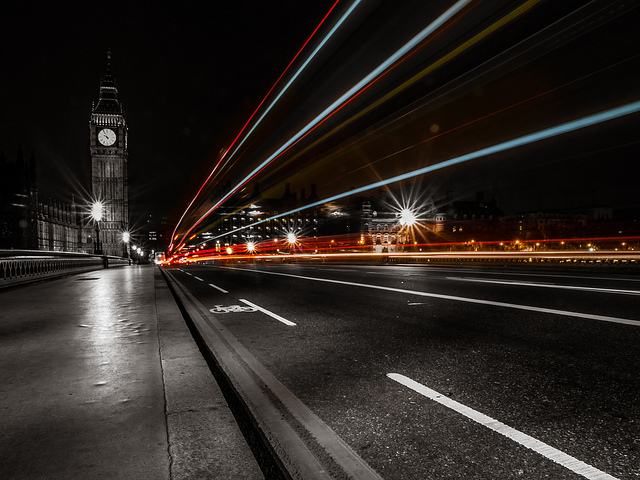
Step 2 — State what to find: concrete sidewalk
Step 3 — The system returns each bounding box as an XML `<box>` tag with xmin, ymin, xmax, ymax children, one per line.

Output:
<box><xmin>0</xmin><ymin>265</ymin><xmax>263</xmax><ymax>479</ymax></box>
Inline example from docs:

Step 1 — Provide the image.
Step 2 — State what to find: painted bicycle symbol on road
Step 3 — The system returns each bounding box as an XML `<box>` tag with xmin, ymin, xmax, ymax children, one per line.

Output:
<box><xmin>209</xmin><ymin>304</ymin><xmax>258</xmax><ymax>314</ymax></box>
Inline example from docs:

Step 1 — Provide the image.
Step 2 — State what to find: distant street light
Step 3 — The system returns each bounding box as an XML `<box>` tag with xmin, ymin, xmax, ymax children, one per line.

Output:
<box><xmin>399</xmin><ymin>208</ymin><xmax>416</xmax><ymax>226</ymax></box>
<box><xmin>246</xmin><ymin>241</ymin><xmax>256</xmax><ymax>253</ymax></box>
<box><xmin>287</xmin><ymin>233</ymin><xmax>297</xmax><ymax>254</ymax></box>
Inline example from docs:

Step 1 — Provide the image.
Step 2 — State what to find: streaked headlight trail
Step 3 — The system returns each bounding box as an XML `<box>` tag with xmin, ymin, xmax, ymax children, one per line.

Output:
<box><xmin>171</xmin><ymin>0</ymin><xmax>475</xmax><ymax>252</ymax></box>
<box><xmin>168</xmin><ymin>0</ymin><xmax>640</xmax><ymax>258</ymax></box>
<box><xmin>195</xmin><ymin>98</ymin><xmax>640</xmax><ymax>245</ymax></box>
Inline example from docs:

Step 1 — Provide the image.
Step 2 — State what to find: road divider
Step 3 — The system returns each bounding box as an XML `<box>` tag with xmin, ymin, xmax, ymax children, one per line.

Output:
<box><xmin>387</xmin><ymin>373</ymin><xmax>618</xmax><ymax>480</ymax></box>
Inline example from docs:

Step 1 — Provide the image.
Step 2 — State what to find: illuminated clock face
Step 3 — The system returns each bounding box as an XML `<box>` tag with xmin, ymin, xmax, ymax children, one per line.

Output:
<box><xmin>98</xmin><ymin>128</ymin><xmax>117</xmax><ymax>146</ymax></box>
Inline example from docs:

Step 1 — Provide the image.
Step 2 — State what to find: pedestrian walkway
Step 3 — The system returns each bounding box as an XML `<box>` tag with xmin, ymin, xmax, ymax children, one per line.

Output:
<box><xmin>0</xmin><ymin>265</ymin><xmax>263</xmax><ymax>480</ymax></box>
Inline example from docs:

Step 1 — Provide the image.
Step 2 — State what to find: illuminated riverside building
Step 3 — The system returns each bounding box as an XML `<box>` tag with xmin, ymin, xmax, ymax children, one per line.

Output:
<box><xmin>194</xmin><ymin>183</ymin><xmax>322</xmax><ymax>251</ymax></box>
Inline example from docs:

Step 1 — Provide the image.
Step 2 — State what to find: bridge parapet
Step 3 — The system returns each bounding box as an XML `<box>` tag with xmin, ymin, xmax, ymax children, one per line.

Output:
<box><xmin>0</xmin><ymin>250</ymin><xmax>130</xmax><ymax>288</ymax></box>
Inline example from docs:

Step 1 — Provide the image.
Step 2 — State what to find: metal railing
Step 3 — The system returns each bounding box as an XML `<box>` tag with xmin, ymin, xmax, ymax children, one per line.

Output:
<box><xmin>0</xmin><ymin>250</ymin><xmax>130</xmax><ymax>288</ymax></box>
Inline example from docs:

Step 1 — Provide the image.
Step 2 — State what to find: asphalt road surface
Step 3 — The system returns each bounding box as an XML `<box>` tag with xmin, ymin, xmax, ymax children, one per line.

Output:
<box><xmin>169</xmin><ymin>262</ymin><xmax>639</xmax><ymax>480</ymax></box>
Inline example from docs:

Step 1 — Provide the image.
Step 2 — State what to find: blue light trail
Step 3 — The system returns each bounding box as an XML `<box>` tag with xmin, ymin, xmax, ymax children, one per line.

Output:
<box><xmin>201</xmin><ymin>98</ymin><xmax>640</xmax><ymax>244</ymax></box>
<box><xmin>177</xmin><ymin>0</ymin><xmax>473</xmax><ymax>249</ymax></box>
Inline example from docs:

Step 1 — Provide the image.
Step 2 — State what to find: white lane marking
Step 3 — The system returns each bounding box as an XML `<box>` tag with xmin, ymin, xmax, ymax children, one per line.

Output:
<box><xmin>408</xmin><ymin>302</ymin><xmax>425</xmax><ymax>306</ymax></box>
<box><xmin>387</xmin><ymin>373</ymin><xmax>618</xmax><ymax>480</ymax></box>
<box><xmin>239</xmin><ymin>299</ymin><xmax>296</xmax><ymax>326</ymax></box>
<box><xmin>448</xmin><ymin>277</ymin><xmax>640</xmax><ymax>296</ymax></box>
<box><xmin>440</xmin><ymin>268</ymin><xmax>640</xmax><ymax>283</ymax></box>
<box><xmin>361</xmin><ymin>265</ymin><xmax>640</xmax><ymax>283</ymax></box>
<box><xmin>185</xmin><ymin>272</ymin><xmax>193</xmax><ymax>276</ymax></box>
<box><xmin>209</xmin><ymin>283</ymin><xmax>228</xmax><ymax>294</ymax></box>
<box><xmin>194</xmin><ymin>276</ymin><xmax>204</xmax><ymax>281</ymax></box>
<box><xmin>229</xmin><ymin>268</ymin><xmax>640</xmax><ymax>327</ymax></box>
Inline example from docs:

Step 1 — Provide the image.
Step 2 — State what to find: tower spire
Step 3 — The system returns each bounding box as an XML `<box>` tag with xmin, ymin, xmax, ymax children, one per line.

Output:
<box><xmin>93</xmin><ymin>48</ymin><xmax>121</xmax><ymax>114</ymax></box>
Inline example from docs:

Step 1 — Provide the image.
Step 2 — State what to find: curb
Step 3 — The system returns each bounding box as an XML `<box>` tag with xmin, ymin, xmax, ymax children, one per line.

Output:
<box><xmin>160</xmin><ymin>268</ymin><xmax>383</xmax><ymax>480</ymax></box>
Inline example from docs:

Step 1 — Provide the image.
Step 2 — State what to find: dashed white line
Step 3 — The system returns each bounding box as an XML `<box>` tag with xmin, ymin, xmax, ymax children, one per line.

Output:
<box><xmin>231</xmin><ymin>268</ymin><xmax>640</xmax><ymax>327</ymax></box>
<box><xmin>387</xmin><ymin>373</ymin><xmax>618</xmax><ymax>480</ymax></box>
<box><xmin>208</xmin><ymin>283</ymin><xmax>228</xmax><ymax>294</ymax></box>
<box><xmin>239</xmin><ymin>299</ymin><xmax>296</xmax><ymax>326</ymax></box>
<box><xmin>447</xmin><ymin>277</ymin><xmax>640</xmax><ymax>295</ymax></box>
<box><xmin>194</xmin><ymin>276</ymin><xmax>204</xmax><ymax>281</ymax></box>
<box><xmin>185</xmin><ymin>272</ymin><xmax>193</xmax><ymax>276</ymax></box>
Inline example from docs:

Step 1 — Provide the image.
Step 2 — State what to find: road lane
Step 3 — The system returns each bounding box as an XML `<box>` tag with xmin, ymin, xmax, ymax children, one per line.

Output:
<box><xmin>169</xmin><ymin>264</ymin><xmax>639</xmax><ymax>479</ymax></box>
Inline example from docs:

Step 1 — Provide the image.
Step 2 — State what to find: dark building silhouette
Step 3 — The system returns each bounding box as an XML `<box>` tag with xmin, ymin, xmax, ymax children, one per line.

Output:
<box><xmin>0</xmin><ymin>148</ymin><xmax>85</xmax><ymax>251</ymax></box>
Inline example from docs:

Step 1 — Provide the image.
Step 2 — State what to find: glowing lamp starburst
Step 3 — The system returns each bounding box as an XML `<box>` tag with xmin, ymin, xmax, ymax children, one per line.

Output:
<box><xmin>91</xmin><ymin>201</ymin><xmax>104</xmax><ymax>222</ymax></box>
<box><xmin>399</xmin><ymin>208</ymin><xmax>416</xmax><ymax>226</ymax></box>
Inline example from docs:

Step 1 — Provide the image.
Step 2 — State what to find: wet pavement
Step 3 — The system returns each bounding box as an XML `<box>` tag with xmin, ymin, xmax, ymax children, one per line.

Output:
<box><xmin>0</xmin><ymin>265</ymin><xmax>263</xmax><ymax>480</ymax></box>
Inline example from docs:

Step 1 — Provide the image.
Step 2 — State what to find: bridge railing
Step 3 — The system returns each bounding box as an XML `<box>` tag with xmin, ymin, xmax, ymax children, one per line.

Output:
<box><xmin>0</xmin><ymin>250</ymin><xmax>130</xmax><ymax>288</ymax></box>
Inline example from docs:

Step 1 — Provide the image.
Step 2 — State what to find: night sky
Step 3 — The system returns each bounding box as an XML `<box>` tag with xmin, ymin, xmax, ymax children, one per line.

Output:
<box><xmin>2</xmin><ymin>0</ymin><xmax>639</xmax><ymax>238</ymax></box>
<box><xmin>0</xmin><ymin>1</ymin><xmax>336</xmax><ymax>225</ymax></box>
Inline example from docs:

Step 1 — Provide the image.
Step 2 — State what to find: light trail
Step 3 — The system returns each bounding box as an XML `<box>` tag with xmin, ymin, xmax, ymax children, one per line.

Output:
<box><xmin>276</xmin><ymin>0</ymin><xmax>545</xmax><ymax>177</ymax></box>
<box><xmin>169</xmin><ymin>0</ymin><xmax>348</xmax><ymax>251</ymax></box>
<box><xmin>173</xmin><ymin>0</ymin><xmax>474</xmax><ymax>252</ymax></box>
<box><xmin>193</xmin><ymin>98</ymin><xmax>640</xmax><ymax>246</ymax></box>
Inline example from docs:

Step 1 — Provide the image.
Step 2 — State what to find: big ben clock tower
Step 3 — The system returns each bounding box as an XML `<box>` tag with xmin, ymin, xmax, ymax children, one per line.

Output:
<box><xmin>89</xmin><ymin>49</ymin><xmax>129</xmax><ymax>257</ymax></box>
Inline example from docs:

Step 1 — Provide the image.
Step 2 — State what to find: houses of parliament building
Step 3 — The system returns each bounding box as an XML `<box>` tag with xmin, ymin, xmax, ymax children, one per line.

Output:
<box><xmin>0</xmin><ymin>51</ymin><xmax>129</xmax><ymax>257</ymax></box>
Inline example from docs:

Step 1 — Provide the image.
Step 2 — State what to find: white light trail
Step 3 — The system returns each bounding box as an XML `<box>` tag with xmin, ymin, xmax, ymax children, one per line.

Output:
<box><xmin>201</xmin><ymin>98</ymin><xmax>640</xmax><ymax>245</ymax></box>
<box><xmin>170</xmin><ymin>0</ymin><xmax>355</xmax><ymax>249</ymax></box>
<box><xmin>177</xmin><ymin>0</ymin><xmax>473</xmax><ymax>248</ymax></box>
<box><xmin>222</xmin><ymin>0</ymin><xmax>364</xmax><ymax>168</ymax></box>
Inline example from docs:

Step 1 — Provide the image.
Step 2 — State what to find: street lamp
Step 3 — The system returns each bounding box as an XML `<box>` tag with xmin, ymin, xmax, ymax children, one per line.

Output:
<box><xmin>399</xmin><ymin>208</ymin><xmax>416</xmax><ymax>226</ymax></box>
<box><xmin>91</xmin><ymin>201</ymin><xmax>104</xmax><ymax>255</ymax></box>
<box><xmin>122</xmin><ymin>231</ymin><xmax>131</xmax><ymax>264</ymax></box>
<box><xmin>246</xmin><ymin>241</ymin><xmax>256</xmax><ymax>254</ymax></box>
<box><xmin>287</xmin><ymin>232</ymin><xmax>297</xmax><ymax>254</ymax></box>
<box><xmin>398</xmin><ymin>208</ymin><xmax>416</xmax><ymax>251</ymax></box>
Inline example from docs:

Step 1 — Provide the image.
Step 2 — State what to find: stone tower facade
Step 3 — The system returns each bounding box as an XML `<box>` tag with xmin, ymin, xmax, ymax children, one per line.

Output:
<box><xmin>89</xmin><ymin>50</ymin><xmax>129</xmax><ymax>257</ymax></box>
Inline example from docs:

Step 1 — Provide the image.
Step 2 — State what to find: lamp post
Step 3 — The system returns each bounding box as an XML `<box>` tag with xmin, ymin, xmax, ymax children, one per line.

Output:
<box><xmin>122</xmin><ymin>231</ymin><xmax>131</xmax><ymax>264</ymax></box>
<box><xmin>399</xmin><ymin>208</ymin><xmax>416</xmax><ymax>251</ymax></box>
<box><xmin>287</xmin><ymin>232</ymin><xmax>297</xmax><ymax>254</ymax></box>
<box><xmin>91</xmin><ymin>201</ymin><xmax>104</xmax><ymax>255</ymax></box>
